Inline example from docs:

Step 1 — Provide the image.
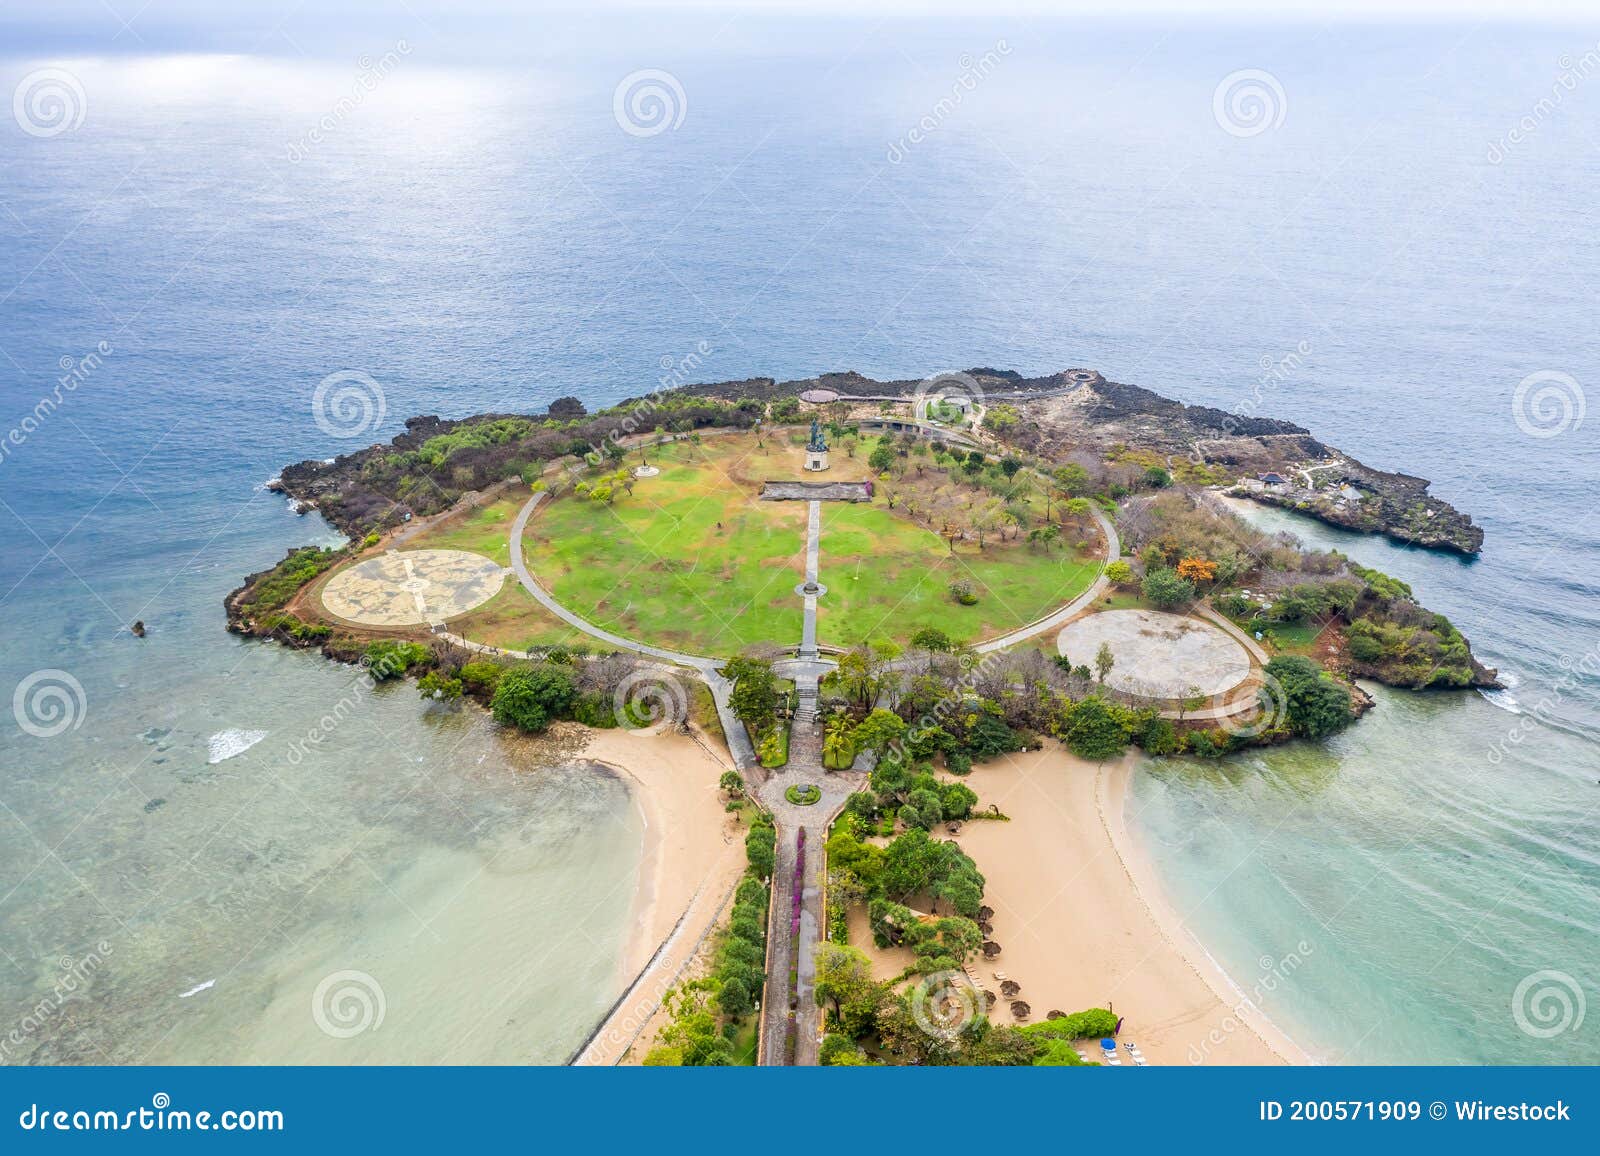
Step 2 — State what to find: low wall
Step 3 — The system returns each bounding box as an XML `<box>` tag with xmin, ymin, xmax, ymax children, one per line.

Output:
<box><xmin>759</xmin><ymin>480</ymin><xmax>873</xmax><ymax>502</ymax></box>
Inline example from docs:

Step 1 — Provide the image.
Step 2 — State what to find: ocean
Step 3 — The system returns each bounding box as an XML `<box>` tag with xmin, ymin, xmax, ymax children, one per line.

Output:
<box><xmin>1</xmin><ymin>13</ymin><xmax>1596</xmax><ymax>1063</ymax></box>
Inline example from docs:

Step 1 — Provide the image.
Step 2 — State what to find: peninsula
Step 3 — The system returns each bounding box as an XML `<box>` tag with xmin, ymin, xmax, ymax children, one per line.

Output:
<box><xmin>227</xmin><ymin>365</ymin><xmax>1494</xmax><ymax>1068</ymax></box>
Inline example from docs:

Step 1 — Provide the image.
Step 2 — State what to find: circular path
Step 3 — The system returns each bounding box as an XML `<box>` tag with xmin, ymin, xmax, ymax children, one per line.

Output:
<box><xmin>1056</xmin><ymin>608</ymin><xmax>1251</xmax><ymax>699</ymax></box>
<box><xmin>321</xmin><ymin>549</ymin><xmax>507</xmax><ymax>627</ymax></box>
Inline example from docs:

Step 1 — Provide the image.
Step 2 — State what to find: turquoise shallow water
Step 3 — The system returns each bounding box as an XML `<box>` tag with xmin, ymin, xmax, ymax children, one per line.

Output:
<box><xmin>1134</xmin><ymin>502</ymin><xmax>1600</xmax><ymax>1064</ymax></box>
<box><xmin>1</xmin><ymin>14</ymin><xmax>1597</xmax><ymax>1062</ymax></box>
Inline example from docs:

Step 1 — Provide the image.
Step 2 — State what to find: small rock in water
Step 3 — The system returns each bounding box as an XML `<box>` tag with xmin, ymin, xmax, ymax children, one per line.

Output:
<box><xmin>143</xmin><ymin>797</ymin><xmax>166</xmax><ymax>813</ymax></box>
<box><xmin>130</xmin><ymin>620</ymin><xmax>146</xmax><ymax>637</ymax></box>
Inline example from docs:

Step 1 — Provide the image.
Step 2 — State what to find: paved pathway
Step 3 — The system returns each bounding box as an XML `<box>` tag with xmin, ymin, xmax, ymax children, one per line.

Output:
<box><xmin>972</xmin><ymin>505</ymin><xmax>1119</xmax><ymax>654</ymax></box>
<box><xmin>749</xmin><ymin>764</ymin><xmax>862</xmax><ymax>1066</ymax></box>
<box><xmin>800</xmin><ymin>501</ymin><xmax>821</xmax><ymax>659</ymax></box>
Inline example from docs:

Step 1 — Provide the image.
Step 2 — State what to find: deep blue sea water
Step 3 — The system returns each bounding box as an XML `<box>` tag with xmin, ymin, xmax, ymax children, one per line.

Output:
<box><xmin>1</xmin><ymin>13</ymin><xmax>1597</xmax><ymax>1062</ymax></box>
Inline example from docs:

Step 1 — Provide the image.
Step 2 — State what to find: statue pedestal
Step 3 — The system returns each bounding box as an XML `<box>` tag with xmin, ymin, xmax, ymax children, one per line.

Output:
<box><xmin>804</xmin><ymin>450</ymin><xmax>829</xmax><ymax>471</ymax></box>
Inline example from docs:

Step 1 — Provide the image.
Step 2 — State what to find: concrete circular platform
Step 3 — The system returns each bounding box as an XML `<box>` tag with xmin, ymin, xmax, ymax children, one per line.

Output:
<box><xmin>320</xmin><ymin>549</ymin><xmax>507</xmax><ymax>627</ymax></box>
<box><xmin>1055</xmin><ymin>609</ymin><xmax>1252</xmax><ymax>700</ymax></box>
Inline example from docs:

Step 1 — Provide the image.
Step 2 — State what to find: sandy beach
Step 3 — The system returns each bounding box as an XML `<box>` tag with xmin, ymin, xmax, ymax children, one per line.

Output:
<box><xmin>955</xmin><ymin>745</ymin><xmax>1308</xmax><ymax>1066</ymax></box>
<box><xmin>567</xmin><ymin>724</ymin><xmax>749</xmax><ymax>1065</ymax></box>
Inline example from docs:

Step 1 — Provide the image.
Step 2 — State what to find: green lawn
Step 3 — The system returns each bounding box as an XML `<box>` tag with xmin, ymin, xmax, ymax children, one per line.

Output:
<box><xmin>522</xmin><ymin>443</ymin><xmax>807</xmax><ymax>654</ymax></box>
<box><xmin>407</xmin><ymin>496</ymin><xmax>520</xmax><ymax>565</ymax></box>
<box><xmin>814</xmin><ymin>502</ymin><xmax>1100</xmax><ymax>646</ymax></box>
<box><xmin>426</xmin><ymin>437</ymin><xmax>1104</xmax><ymax>655</ymax></box>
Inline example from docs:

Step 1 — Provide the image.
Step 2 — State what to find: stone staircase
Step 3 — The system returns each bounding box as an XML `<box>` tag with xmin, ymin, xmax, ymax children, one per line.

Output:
<box><xmin>794</xmin><ymin>681</ymin><xmax>818</xmax><ymax>725</ymax></box>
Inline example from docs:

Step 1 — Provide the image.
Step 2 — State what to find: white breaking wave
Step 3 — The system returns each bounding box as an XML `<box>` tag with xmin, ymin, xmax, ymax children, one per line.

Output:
<box><xmin>1478</xmin><ymin>666</ymin><xmax>1521</xmax><ymax>714</ymax></box>
<box><xmin>207</xmin><ymin>729</ymin><xmax>267</xmax><ymax>764</ymax></box>
<box><xmin>179</xmin><ymin>979</ymin><xmax>215</xmax><ymax>998</ymax></box>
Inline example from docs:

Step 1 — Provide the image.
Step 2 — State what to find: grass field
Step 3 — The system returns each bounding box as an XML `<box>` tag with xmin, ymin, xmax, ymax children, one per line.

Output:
<box><xmin>814</xmin><ymin>501</ymin><xmax>1100</xmax><ymax>646</ymax></box>
<box><xmin>522</xmin><ymin>439</ymin><xmax>807</xmax><ymax>654</ymax></box>
<box><xmin>395</xmin><ymin>434</ymin><xmax>1105</xmax><ymax>655</ymax></box>
<box><xmin>405</xmin><ymin>496</ymin><xmax>520</xmax><ymax>565</ymax></box>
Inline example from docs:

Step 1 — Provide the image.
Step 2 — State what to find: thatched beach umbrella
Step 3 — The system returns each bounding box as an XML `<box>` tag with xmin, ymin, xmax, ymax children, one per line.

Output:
<box><xmin>1010</xmin><ymin>1001</ymin><xmax>1031</xmax><ymax>1020</ymax></box>
<box><xmin>981</xmin><ymin>941</ymin><xmax>1001</xmax><ymax>959</ymax></box>
<box><xmin>1000</xmin><ymin>979</ymin><xmax>1020</xmax><ymax>997</ymax></box>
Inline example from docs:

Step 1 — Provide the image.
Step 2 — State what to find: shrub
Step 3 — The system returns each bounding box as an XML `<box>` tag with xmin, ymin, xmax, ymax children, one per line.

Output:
<box><xmin>1264</xmin><ymin>655</ymin><xmax>1354</xmax><ymax>739</ymax></box>
<box><xmin>458</xmin><ymin>661</ymin><xmax>506</xmax><ymax>695</ymax></box>
<box><xmin>745</xmin><ymin>819</ymin><xmax>777</xmax><ymax>879</ymax></box>
<box><xmin>1141</xmin><ymin>567</ymin><xmax>1196</xmax><ymax>608</ymax></box>
<box><xmin>490</xmin><ymin>664</ymin><xmax>578</xmax><ymax>733</ymax></box>
<box><xmin>940</xmin><ymin>782</ymin><xmax>978</xmax><ymax>819</ymax></box>
<box><xmin>1020</xmin><ymin>1007</ymin><xmax>1118</xmax><ymax>1039</ymax></box>
<box><xmin>1104</xmin><ymin>560</ymin><xmax>1135</xmax><ymax>586</ymax></box>
<box><xmin>1059</xmin><ymin>696</ymin><xmax>1130</xmax><ymax>761</ymax></box>
<box><xmin>417</xmin><ymin>672</ymin><xmax>463</xmax><ymax>700</ymax></box>
<box><xmin>363</xmin><ymin>640</ymin><xmax>430</xmax><ymax>680</ymax></box>
<box><xmin>570</xmin><ymin>692</ymin><xmax>619</xmax><ymax>728</ymax></box>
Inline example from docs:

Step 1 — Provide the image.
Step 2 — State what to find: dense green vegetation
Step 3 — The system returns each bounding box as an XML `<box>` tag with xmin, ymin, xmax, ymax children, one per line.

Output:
<box><xmin>813</xmin><ymin>939</ymin><xmax>1118</xmax><ymax>1067</ymax></box>
<box><xmin>1120</xmin><ymin>490</ymin><xmax>1489</xmax><ymax>692</ymax></box>
<box><xmin>233</xmin><ymin>546</ymin><xmax>344</xmax><ymax>620</ymax></box>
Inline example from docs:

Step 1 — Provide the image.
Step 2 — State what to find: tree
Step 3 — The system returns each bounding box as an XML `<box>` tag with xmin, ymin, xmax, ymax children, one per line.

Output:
<box><xmin>1060</xmin><ymin>696</ymin><xmax>1130</xmax><ymax>761</ymax></box>
<box><xmin>1052</xmin><ymin>462</ymin><xmax>1090</xmax><ymax>498</ymax></box>
<box><xmin>490</xmin><ymin>664</ymin><xmax>577</xmax><ymax>733</ymax></box>
<box><xmin>1105</xmin><ymin>559</ymin><xmax>1135</xmax><ymax>586</ymax></box>
<box><xmin>745</xmin><ymin>819</ymin><xmax>777</xmax><ymax>879</ymax></box>
<box><xmin>1179</xmin><ymin>685</ymin><xmax>1205</xmax><ymax>723</ymax></box>
<box><xmin>1176</xmin><ymin>556</ymin><xmax>1217</xmax><ymax>582</ymax></box>
<box><xmin>823</xmin><ymin>727</ymin><xmax>854</xmax><ymax>769</ymax></box>
<box><xmin>1142</xmin><ymin>567</ymin><xmax>1196</xmax><ymax>608</ymax></box>
<box><xmin>717</xmin><ymin>976</ymin><xmax>753</xmax><ymax>1018</ymax></box>
<box><xmin>719</xmin><ymin>770</ymin><xmax>745</xmax><ymax>797</ymax></box>
<box><xmin>725</xmin><ymin>656</ymin><xmax>778</xmax><ymax>730</ymax></box>
<box><xmin>814</xmin><ymin>943</ymin><xmax>888</xmax><ymax>1037</ymax></box>
<box><xmin>852</xmin><ymin>708</ymin><xmax>906</xmax><ymax>758</ymax></box>
<box><xmin>1094</xmin><ymin>642</ymin><xmax>1115</xmax><ymax>685</ymax></box>
<box><xmin>910</xmin><ymin>626</ymin><xmax>953</xmax><ymax>653</ymax></box>
<box><xmin>902</xmin><ymin>787</ymin><xmax>943</xmax><ymax>830</ymax></box>
<box><xmin>831</xmin><ymin>643</ymin><xmax>900</xmax><ymax>713</ymax></box>
<box><xmin>868</xmin><ymin>444</ymin><xmax>895</xmax><ymax>472</ymax></box>
<box><xmin>1143</xmin><ymin>465</ymin><xmax>1171</xmax><ymax>488</ymax></box>
<box><xmin>1264</xmin><ymin>656</ymin><xmax>1354</xmax><ymax>739</ymax></box>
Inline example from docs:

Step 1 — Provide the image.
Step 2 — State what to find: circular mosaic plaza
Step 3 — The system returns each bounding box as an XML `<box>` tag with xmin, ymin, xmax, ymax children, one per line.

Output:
<box><xmin>320</xmin><ymin>549</ymin><xmax>508</xmax><ymax>627</ymax></box>
<box><xmin>1055</xmin><ymin>609</ymin><xmax>1252</xmax><ymax>700</ymax></box>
